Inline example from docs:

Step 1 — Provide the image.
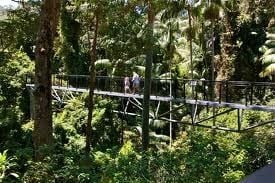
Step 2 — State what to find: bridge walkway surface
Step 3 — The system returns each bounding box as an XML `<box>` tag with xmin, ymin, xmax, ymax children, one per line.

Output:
<box><xmin>26</xmin><ymin>75</ymin><xmax>275</xmax><ymax>132</ymax></box>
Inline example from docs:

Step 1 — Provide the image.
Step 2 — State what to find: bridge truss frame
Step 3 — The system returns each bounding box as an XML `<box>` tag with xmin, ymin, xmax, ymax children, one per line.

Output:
<box><xmin>26</xmin><ymin>80</ymin><xmax>275</xmax><ymax>134</ymax></box>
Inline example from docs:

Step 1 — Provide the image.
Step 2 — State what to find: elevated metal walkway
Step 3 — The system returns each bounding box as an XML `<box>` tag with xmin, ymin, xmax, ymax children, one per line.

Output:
<box><xmin>26</xmin><ymin>75</ymin><xmax>275</xmax><ymax>132</ymax></box>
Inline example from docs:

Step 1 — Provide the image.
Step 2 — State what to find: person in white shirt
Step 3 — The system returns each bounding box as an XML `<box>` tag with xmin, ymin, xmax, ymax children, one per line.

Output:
<box><xmin>132</xmin><ymin>72</ymin><xmax>140</xmax><ymax>94</ymax></box>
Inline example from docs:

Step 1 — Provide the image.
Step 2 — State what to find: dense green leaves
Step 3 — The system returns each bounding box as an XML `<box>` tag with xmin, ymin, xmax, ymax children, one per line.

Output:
<box><xmin>0</xmin><ymin>0</ymin><xmax>274</xmax><ymax>182</ymax></box>
<box><xmin>260</xmin><ymin>18</ymin><xmax>275</xmax><ymax>78</ymax></box>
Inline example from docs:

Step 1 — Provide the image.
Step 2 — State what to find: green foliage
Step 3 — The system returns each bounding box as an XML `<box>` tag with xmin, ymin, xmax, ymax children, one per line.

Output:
<box><xmin>23</xmin><ymin>160</ymin><xmax>55</xmax><ymax>183</ymax></box>
<box><xmin>0</xmin><ymin>7</ymin><xmax>39</xmax><ymax>58</ymax></box>
<box><xmin>1</xmin><ymin>1</ymin><xmax>275</xmax><ymax>183</ymax></box>
<box><xmin>0</xmin><ymin>51</ymin><xmax>33</xmax><ymax>152</ymax></box>
<box><xmin>54</xmin><ymin>95</ymin><xmax>87</xmax><ymax>151</ymax></box>
<box><xmin>0</xmin><ymin>150</ymin><xmax>19</xmax><ymax>182</ymax></box>
<box><xmin>0</xmin><ymin>51</ymin><xmax>33</xmax><ymax>109</ymax></box>
<box><xmin>259</xmin><ymin>18</ymin><xmax>275</xmax><ymax>78</ymax></box>
<box><xmin>57</xmin><ymin>1</ymin><xmax>88</xmax><ymax>75</ymax></box>
<box><xmin>95</xmin><ymin>59</ymin><xmax>112</xmax><ymax>75</ymax></box>
<box><xmin>175</xmin><ymin>130</ymin><xmax>246</xmax><ymax>183</ymax></box>
<box><xmin>203</xmin><ymin>3</ymin><xmax>221</xmax><ymax>21</ymax></box>
<box><xmin>54</xmin><ymin>95</ymin><xmax>121</xmax><ymax>151</ymax></box>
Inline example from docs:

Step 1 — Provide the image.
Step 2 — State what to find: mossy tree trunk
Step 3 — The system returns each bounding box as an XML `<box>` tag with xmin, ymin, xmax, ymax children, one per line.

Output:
<box><xmin>217</xmin><ymin>4</ymin><xmax>239</xmax><ymax>81</ymax></box>
<box><xmin>33</xmin><ymin>0</ymin><xmax>61</xmax><ymax>161</ymax></box>
<box><xmin>86</xmin><ymin>13</ymin><xmax>99</xmax><ymax>154</ymax></box>
<box><xmin>142</xmin><ymin>0</ymin><xmax>155</xmax><ymax>152</ymax></box>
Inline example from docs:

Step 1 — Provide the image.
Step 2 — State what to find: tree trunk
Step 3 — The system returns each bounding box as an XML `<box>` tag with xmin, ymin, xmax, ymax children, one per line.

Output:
<box><xmin>86</xmin><ymin>14</ymin><xmax>99</xmax><ymax>154</ymax></box>
<box><xmin>142</xmin><ymin>0</ymin><xmax>154</xmax><ymax>152</ymax></box>
<box><xmin>187</xmin><ymin>6</ymin><xmax>195</xmax><ymax>124</ymax></box>
<box><xmin>33</xmin><ymin>0</ymin><xmax>60</xmax><ymax>160</ymax></box>
<box><xmin>188</xmin><ymin>7</ymin><xmax>193</xmax><ymax>81</ymax></box>
<box><xmin>217</xmin><ymin>8</ymin><xmax>238</xmax><ymax>81</ymax></box>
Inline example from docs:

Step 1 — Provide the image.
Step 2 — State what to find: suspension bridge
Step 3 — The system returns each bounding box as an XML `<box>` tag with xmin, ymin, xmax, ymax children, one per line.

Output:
<box><xmin>26</xmin><ymin>75</ymin><xmax>275</xmax><ymax>132</ymax></box>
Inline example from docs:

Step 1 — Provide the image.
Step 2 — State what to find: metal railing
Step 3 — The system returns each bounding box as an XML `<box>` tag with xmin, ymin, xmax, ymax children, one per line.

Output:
<box><xmin>26</xmin><ymin>74</ymin><xmax>275</xmax><ymax>107</ymax></box>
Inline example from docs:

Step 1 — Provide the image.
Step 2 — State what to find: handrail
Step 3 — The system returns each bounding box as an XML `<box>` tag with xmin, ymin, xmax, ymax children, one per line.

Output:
<box><xmin>26</xmin><ymin>74</ymin><xmax>275</xmax><ymax>86</ymax></box>
<box><xmin>25</xmin><ymin>74</ymin><xmax>275</xmax><ymax>107</ymax></box>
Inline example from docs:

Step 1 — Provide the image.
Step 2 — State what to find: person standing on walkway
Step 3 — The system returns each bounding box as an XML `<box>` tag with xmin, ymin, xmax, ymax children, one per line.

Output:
<box><xmin>124</xmin><ymin>77</ymin><xmax>131</xmax><ymax>93</ymax></box>
<box><xmin>132</xmin><ymin>72</ymin><xmax>140</xmax><ymax>94</ymax></box>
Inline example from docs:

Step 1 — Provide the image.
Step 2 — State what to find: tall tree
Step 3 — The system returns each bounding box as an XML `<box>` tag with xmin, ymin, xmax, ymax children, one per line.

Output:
<box><xmin>216</xmin><ymin>0</ymin><xmax>239</xmax><ymax>81</ymax></box>
<box><xmin>85</xmin><ymin>0</ymin><xmax>109</xmax><ymax>154</ymax></box>
<box><xmin>86</xmin><ymin>12</ymin><xmax>98</xmax><ymax>154</ymax></box>
<box><xmin>203</xmin><ymin>0</ymin><xmax>222</xmax><ymax>79</ymax></box>
<box><xmin>33</xmin><ymin>0</ymin><xmax>60</xmax><ymax>160</ymax></box>
<box><xmin>142</xmin><ymin>0</ymin><xmax>155</xmax><ymax>151</ymax></box>
<box><xmin>141</xmin><ymin>0</ymin><xmax>167</xmax><ymax>151</ymax></box>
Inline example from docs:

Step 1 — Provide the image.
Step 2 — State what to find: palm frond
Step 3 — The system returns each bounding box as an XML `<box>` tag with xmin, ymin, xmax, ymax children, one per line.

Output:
<box><xmin>203</xmin><ymin>2</ymin><xmax>222</xmax><ymax>21</ymax></box>
<box><xmin>149</xmin><ymin>119</ymin><xmax>166</xmax><ymax>128</ymax></box>
<box><xmin>265</xmin><ymin>40</ymin><xmax>275</xmax><ymax>47</ymax></box>
<box><xmin>134</xmin><ymin>66</ymin><xmax>145</xmax><ymax>75</ymax></box>
<box><xmin>95</xmin><ymin>59</ymin><xmax>111</xmax><ymax>69</ymax></box>
<box><xmin>259</xmin><ymin>45</ymin><xmax>268</xmax><ymax>53</ymax></box>
<box><xmin>266</xmin><ymin>33</ymin><xmax>275</xmax><ymax>40</ymax></box>
<box><xmin>125</xmin><ymin>55</ymin><xmax>146</xmax><ymax>65</ymax></box>
<box><xmin>159</xmin><ymin>72</ymin><xmax>171</xmax><ymax>79</ymax></box>
<box><xmin>149</xmin><ymin>132</ymin><xmax>170</xmax><ymax>142</ymax></box>
<box><xmin>259</xmin><ymin>63</ymin><xmax>275</xmax><ymax>77</ymax></box>
<box><xmin>262</xmin><ymin>54</ymin><xmax>275</xmax><ymax>65</ymax></box>
<box><xmin>263</xmin><ymin>48</ymin><xmax>275</xmax><ymax>56</ymax></box>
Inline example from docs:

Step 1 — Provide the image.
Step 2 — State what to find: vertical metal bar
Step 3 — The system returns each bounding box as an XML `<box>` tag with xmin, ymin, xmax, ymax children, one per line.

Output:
<box><xmin>245</xmin><ymin>85</ymin><xmax>248</xmax><ymax>106</ymax></box>
<box><xmin>53</xmin><ymin>75</ymin><xmax>55</xmax><ymax>86</ymax></box>
<box><xmin>169</xmin><ymin>71</ymin><xmax>172</xmax><ymax>147</ymax></box>
<box><xmin>68</xmin><ymin>75</ymin><xmax>70</xmax><ymax>88</ymax></box>
<box><xmin>225</xmin><ymin>81</ymin><xmax>229</xmax><ymax>102</ymax></box>
<box><xmin>206</xmin><ymin>80</ymin><xmax>209</xmax><ymax>114</ymax></box>
<box><xmin>203</xmin><ymin>81</ymin><xmax>206</xmax><ymax>100</ymax></box>
<box><xmin>151</xmin><ymin>79</ymin><xmax>154</xmax><ymax>96</ymax></box>
<box><xmin>219</xmin><ymin>81</ymin><xmax>222</xmax><ymax>104</ymax></box>
<box><xmin>183</xmin><ymin>80</ymin><xmax>186</xmax><ymax>99</ymax></box>
<box><xmin>121</xmin><ymin>78</ymin><xmax>124</xmax><ymax>93</ymax></box>
<box><xmin>237</xmin><ymin>109</ymin><xmax>242</xmax><ymax>131</ymax></box>
<box><xmin>110</xmin><ymin>77</ymin><xmax>112</xmax><ymax>92</ymax></box>
<box><xmin>250</xmin><ymin>83</ymin><xmax>253</xmax><ymax>105</ymax></box>
<box><xmin>29</xmin><ymin>89</ymin><xmax>34</xmax><ymax>119</ymax></box>
<box><xmin>121</xmin><ymin>78</ymin><xmax>123</xmax><ymax>93</ymax></box>
<box><xmin>67</xmin><ymin>76</ymin><xmax>69</xmax><ymax>88</ymax></box>
<box><xmin>175</xmin><ymin>77</ymin><xmax>178</xmax><ymax>98</ymax></box>
<box><xmin>51</xmin><ymin>75</ymin><xmax>53</xmax><ymax>86</ymax></box>
<box><xmin>195</xmin><ymin>85</ymin><xmax>198</xmax><ymax>100</ymax></box>
<box><xmin>97</xmin><ymin>77</ymin><xmax>99</xmax><ymax>91</ymax></box>
<box><xmin>115</xmin><ymin>77</ymin><xmax>117</xmax><ymax>92</ymax></box>
<box><xmin>211</xmin><ymin>80</ymin><xmax>215</xmax><ymax>102</ymax></box>
<box><xmin>213</xmin><ymin>107</ymin><xmax>216</xmax><ymax>127</ymax></box>
<box><xmin>87</xmin><ymin>76</ymin><xmax>89</xmax><ymax>90</ymax></box>
<box><xmin>191</xmin><ymin>80</ymin><xmax>195</xmax><ymax>125</ymax></box>
<box><xmin>165</xmin><ymin>77</ymin><xmax>170</xmax><ymax>96</ymax></box>
<box><xmin>155</xmin><ymin>79</ymin><xmax>157</xmax><ymax>96</ymax></box>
